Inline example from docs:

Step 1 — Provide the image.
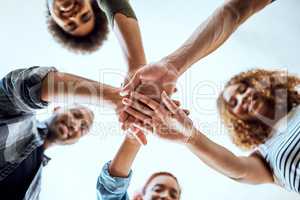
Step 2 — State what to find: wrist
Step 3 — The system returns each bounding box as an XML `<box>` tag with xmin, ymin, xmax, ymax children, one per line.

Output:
<box><xmin>184</xmin><ymin>128</ymin><xmax>201</xmax><ymax>147</ymax></box>
<box><xmin>106</xmin><ymin>87</ymin><xmax>122</xmax><ymax>108</ymax></box>
<box><xmin>162</xmin><ymin>54</ymin><xmax>186</xmax><ymax>76</ymax></box>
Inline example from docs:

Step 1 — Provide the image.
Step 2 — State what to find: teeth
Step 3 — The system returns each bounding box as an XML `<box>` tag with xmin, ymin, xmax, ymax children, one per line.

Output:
<box><xmin>58</xmin><ymin>0</ymin><xmax>75</xmax><ymax>12</ymax></box>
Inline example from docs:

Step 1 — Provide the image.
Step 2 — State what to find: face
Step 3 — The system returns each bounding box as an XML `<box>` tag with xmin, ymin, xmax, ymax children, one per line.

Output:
<box><xmin>48</xmin><ymin>106</ymin><xmax>94</xmax><ymax>145</ymax></box>
<box><xmin>143</xmin><ymin>175</ymin><xmax>180</xmax><ymax>200</ymax></box>
<box><xmin>223</xmin><ymin>83</ymin><xmax>273</xmax><ymax>121</ymax></box>
<box><xmin>49</xmin><ymin>0</ymin><xmax>95</xmax><ymax>36</ymax></box>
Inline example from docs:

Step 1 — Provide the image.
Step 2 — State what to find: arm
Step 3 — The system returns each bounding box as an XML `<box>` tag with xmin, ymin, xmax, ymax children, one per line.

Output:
<box><xmin>99</xmin><ymin>0</ymin><xmax>146</xmax><ymax>73</ymax></box>
<box><xmin>125</xmin><ymin>91</ymin><xmax>274</xmax><ymax>185</ymax></box>
<box><xmin>97</xmin><ymin>137</ymin><xmax>141</xmax><ymax>200</ymax></box>
<box><xmin>121</xmin><ymin>0</ymin><xmax>274</xmax><ymax>96</ymax></box>
<box><xmin>109</xmin><ymin>136</ymin><xmax>141</xmax><ymax>177</ymax></box>
<box><xmin>164</xmin><ymin>0</ymin><xmax>273</xmax><ymax>75</ymax></box>
<box><xmin>41</xmin><ymin>71</ymin><xmax>120</xmax><ymax>108</ymax></box>
<box><xmin>186</xmin><ymin>130</ymin><xmax>274</xmax><ymax>184</ymax></box>
<box><xmin>0</xmin><ymin>67</ymin><xmax>56</xmax><ymax>115</ymax></box>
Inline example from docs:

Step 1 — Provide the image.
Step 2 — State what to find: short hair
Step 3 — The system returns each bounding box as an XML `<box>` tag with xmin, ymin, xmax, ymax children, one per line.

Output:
<box><xmin>142</xmin><ymin>172</ymin><xmax>181</xmax><ymax>196</ymax></box>
<box><xmin>217</xmin><ymin>69</ymin><xmax>300</xmax><ymax>150</ymax></box>
<box><xmin>46</xmin><ymin>0</ymin><xmax>109</xmax><ymax>54</ymax></box>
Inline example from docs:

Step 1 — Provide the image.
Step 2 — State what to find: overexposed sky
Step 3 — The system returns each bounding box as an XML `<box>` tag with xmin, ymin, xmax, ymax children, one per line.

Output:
<box><xmin>0</xmin><ymin>0</ymin><xmax>300</xmax><ymax>199</ymax></box>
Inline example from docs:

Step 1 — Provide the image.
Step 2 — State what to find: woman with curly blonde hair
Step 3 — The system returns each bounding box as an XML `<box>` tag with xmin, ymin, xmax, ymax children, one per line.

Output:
<box><xmin>124</xmin><ymin>69</ymin><xmax>300</xmax><ymax>193</ymax></box>
<box><xmin>218</xmin><ymin>69</ymin><xmax>300</xmax><ymax>149</ymax></box>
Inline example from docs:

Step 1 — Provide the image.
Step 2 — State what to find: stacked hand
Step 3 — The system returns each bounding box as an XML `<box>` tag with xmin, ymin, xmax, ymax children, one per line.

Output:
<box><xmin>122</xmin><ymin>91</ymin><xmax>194</xmax><ymax>144</ymax></box>
<box><xmin>117</xmin><ymin>61</ymin><xmax>181</xmax><ymax>144</ymax></box>
<box><xmin>121</xmin><ymin>60</ymin><xmax>179</xmax><ymax>98</ymax></box>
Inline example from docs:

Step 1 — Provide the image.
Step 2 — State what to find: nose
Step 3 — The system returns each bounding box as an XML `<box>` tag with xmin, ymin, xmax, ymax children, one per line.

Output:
<box><xmin>159</xmin><ymin>191</ymin><xmax>171</xmax><ymax>199</ymax></box>
<box><xmin>234</xmin><ymin>91</ymin><xmax>251</xmax><ymax>113</ymax></box>
<box><xmin>69</xmin><ymin>118</ymin><xmax>81</xmax><ymax>132</ymax></box>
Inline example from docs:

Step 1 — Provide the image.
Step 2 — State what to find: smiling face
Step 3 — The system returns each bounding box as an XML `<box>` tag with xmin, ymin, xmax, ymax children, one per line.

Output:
<box><xmin>143</xmin><ymin>175</ymin><xmax>180</xmax><ymax>200</ymax></box>
<box><xmin>48</xmin><ymin>106</ymin><xmax>94</xmax><ymax>145</ymax></box>
<box><xmin>222</xmin><ymin>83</ymin><xmax>274</xmax><ymax>121</ymax></box>
<box><xmin>49</xmin><ymin>0</ymin><xmax>95</xmax><ymax>36</ymax></box>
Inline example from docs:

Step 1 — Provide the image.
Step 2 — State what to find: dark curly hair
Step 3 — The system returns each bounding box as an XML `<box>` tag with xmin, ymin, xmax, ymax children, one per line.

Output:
<box><xmin>46</xmin><ymin>0</ymin><xmax>109</xmax><ymax>54</ymax></box>
<box><xmin>217</xmin><ymin>69</ymin><xmax>300</xmax><ymax>150</ymax></box>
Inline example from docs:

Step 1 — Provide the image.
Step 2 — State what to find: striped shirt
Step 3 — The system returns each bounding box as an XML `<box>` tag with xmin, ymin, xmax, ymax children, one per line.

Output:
<box><xmin>258</xmin><ymin>106</ymin><xmax>300</xmax><ymax>193</ymax></box>
<box><xmin>0</xmin><ymin>67</ymin><xmax>56</xmax><ymax>199</ymax></box>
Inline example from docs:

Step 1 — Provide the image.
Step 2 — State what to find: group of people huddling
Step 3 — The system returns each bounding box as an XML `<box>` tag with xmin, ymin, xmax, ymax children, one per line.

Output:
<box><xmin>1</xmin><ymin>0</ymin><xmax>299</xmax><ymax>199</ymax></box>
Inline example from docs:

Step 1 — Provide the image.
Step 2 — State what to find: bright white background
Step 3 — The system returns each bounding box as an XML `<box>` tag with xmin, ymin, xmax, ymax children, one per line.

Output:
<box><xmin>0</xmin><ymin>0</ymin><xmax>300</xmax><ymax>199</ymax></box>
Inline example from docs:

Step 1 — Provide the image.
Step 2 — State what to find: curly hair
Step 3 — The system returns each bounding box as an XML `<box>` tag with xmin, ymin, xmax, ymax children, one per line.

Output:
<box><xmin>46</xmin><ymin>0</ymin><xmax>109</xmax><ymax>54</ymax></box>
<box><xmin>217</xmin><ymin>69</ymin><xmax>300</xmax><ymax>150</ymax></box>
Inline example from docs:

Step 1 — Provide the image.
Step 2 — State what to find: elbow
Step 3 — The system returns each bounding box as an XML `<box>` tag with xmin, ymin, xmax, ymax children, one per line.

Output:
<box><xmin>223</xmin><ymin>0</ymin><xmax>271</xmax><ymax>24</ymax></box>
<box><xmin>41</xmin><ymin>71</ymin><xmax>60</xmax><ymax>102</ymax></box>
<box><xmin>222</xmin><ymin>0</ymin><xmax>251</xmax><ymax>25</ymax></box>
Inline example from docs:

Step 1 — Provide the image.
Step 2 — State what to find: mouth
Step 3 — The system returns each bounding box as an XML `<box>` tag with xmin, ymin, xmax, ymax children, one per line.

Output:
<box><xmin>58</xmin><ymin>123</ymin><xmax>69</xmax><ymax>138</ymax></box>
<box><xmin>55</xmin><ymin>0</ymin><xmax>81</xmax><ymax>17</ymax></box>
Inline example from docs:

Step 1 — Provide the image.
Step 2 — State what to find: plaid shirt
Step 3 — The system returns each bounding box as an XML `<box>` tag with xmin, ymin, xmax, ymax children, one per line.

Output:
<box><xmin>0</xmin><ymin>66</ymin><xmax>56</xmax><ymax>200</ymax></box>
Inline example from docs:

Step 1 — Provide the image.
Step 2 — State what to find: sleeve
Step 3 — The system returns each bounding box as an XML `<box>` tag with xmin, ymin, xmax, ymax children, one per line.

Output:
<box><xmin>96</xmin><ymin>161</ymin><xmax>132</xmax><ymax>200</ymax></box>
<box><xmin>97</xmin><ymin>0</ymin><xmax>137</xmax><ymax>26</ymax></box>
<box><xmin>0</xmin><ymin>66</ymin><xmax>57</xmax><ymax>115</ymax></box>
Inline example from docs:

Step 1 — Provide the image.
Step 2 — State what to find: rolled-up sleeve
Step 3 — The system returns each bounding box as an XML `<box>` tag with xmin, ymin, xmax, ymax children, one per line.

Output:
<box><xmin>96</xmin><ymin>161</ymin><xmax>132</xmax><ymax>200</ymax></box>
<box><xmin>98</xmin><ymin>0</ymin><xmax>137</xmax><ymax>26</ymax></box>
<box><xmin>0</xmin><ymin>66</ymin><xmax>57</xmax><ymax>115</ymax></box>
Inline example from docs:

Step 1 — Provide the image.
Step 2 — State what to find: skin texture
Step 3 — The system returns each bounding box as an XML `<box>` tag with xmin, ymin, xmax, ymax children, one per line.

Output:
<box><xmin>121</xmin><ymin>0</ymin><xmax>273</xmax><ymax>98</ymax></box>
<box><xmin>143</xmin><ymin>175</ymin><xmax>180</xmax><ymax>200</ymax></box>
<box><xmin>222</xmin><ymin>83</ymin><xmax>274</xmax><ymax>121</ymax></box>
<box><xmin>49</xmin><ymin>0</ymin><xmax>95</xmax><ymax>36</ymax></box>
<box><xmin>45</xmin><ymin>106</ymin><xmax>94</xmax><ymax>148</ymax></box>
<box><xmin>124</xmin><ymin>92</ymin><xmax>274</xmax><ymax>185</ymax></box>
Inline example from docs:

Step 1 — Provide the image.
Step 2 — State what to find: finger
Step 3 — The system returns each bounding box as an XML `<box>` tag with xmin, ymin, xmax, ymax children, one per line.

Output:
<box><xmin>123</xmin><ymin>98</ymin><xmax>154</xmax><ymax>117</ymax></box>
<box><xmin>172</xmin><ymin>99</ymin><xmax>180</xmax><ymax>107</ymax></box>
<box><xmin>130</xmin><ymin>91</ymin><xmax>160</xmax><ymax>112</ymax></box>
<box><xmin>133</xmin><ymin>122</ymin><xmax>153</xmax><ymax>134</ymax></box>
<box><xmin>120</xmin><ymin>72</ymin><xmax>141</xmax><ymax>96</ymax></box>
<box><xmin>122</xmin><ymin>115</ymin><xmax>136</xmax><ymax>130</ymax></box>
<box><xmin>173</xmin><ymin>87</ymin><xmax>178</xmax><ymax>93</ymax></box>
<box><xmin>135</xmin><ymin>131</ymin><xmax>148</xmax><ymax>145</ymax></box>
<box><xmin>183</xmin><ymin>109</ymin><xmax>190</xmax><ymax>116</ymax></box>
<box><xmin>124</xmin><ymin>107</ymin><xmax>152</xmax><ymax>125</ymax></box>
<box><xmin>118</xmin><ymin>111</ymin><xmax>129</xmax><ymax>123</ymax></box>
<box><xmin>161</xmin><ymin>91</ymin><xmax>179</xmax><ymax>114</ymax></box>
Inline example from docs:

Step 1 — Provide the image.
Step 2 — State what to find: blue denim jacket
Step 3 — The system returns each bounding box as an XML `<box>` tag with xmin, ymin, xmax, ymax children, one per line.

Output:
<box><xmin>96</xmin><ymin>161</ymin><xmax>132</xmax><ymax>200</ymax></box>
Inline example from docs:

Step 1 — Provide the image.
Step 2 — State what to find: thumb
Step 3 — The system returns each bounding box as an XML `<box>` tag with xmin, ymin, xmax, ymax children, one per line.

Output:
<box><xmin>120</xmin><ymin>71</ymin><xmax>141</xmax><ymax>96</ymax></box>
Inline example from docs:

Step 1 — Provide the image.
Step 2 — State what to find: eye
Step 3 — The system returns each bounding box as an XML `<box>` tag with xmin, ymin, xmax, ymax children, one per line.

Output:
<box><xmin>153</xmin><ymin>186</ymin><xmax>163</xmax><ymax>193</ymax></box>
<box><xmin>80</xmin><ymin>122</ymin><xmax>88</xmax><ymax>132</ymax></box>
<box><xmin>80</xmin><ymin>11</ymin><xmax>92</xmax><ymax>23</ymax></box>
<box><xmin>238</xmin><ymin>84</ymin><xmax>247</xmax><ymax>94</ymax></box>
<box><xmin>65</xmin><ymin>21</ymin><xmax>77</xmax><ymax>32</ymax></box>
<box><xmin>228</xmin><ymin>98</ymin><xmax>237</xmax><ymax>108</ymax></box>
<box><xmin>170</xmin><ymin>191</ymin><xmax>178</xmax><ymax>199</ymax></box>
<box><xmin>72</xmin><ymin>110</ymin><xmax>83</xmax><ymax>119</ymax></box>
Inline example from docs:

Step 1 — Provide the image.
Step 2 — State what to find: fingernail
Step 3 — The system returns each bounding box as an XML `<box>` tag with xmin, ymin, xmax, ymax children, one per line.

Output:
<box><xmin>122</xmin><ymin>98</ymin><xmax>130</xmax><ymax>105</ymax></box>
<box><xmin>120</xmin><ymin>90</ymin><xmax>128</xmax><ymax>96</ymax></box>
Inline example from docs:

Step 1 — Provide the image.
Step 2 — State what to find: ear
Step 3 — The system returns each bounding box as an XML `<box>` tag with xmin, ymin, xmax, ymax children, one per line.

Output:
<box><xmin>53</xmin><ymin>106</ymin><xmax>61</xmax><ymax>113</ymax></box>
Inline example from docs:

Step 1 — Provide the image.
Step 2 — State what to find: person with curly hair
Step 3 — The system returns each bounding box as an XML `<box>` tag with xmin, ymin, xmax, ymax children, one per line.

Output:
<box><xmin>46</xmin><ymin>0</ymin><xmax>144</xmax><ymax>57</ymax></box>
<box><xmin>122</xmin><ymin>70</ymin><xmax>300</xmax><ymax>193</ymax></box>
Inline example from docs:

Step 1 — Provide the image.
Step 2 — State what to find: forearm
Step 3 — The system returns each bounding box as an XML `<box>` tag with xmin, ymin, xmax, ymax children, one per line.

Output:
<box><xmin>41</xmin><ymin>71</ymin><xmax>120</xmax><ymax>107</ymax></box>
<box><xmin>186</xmin><ymin>129</ymin><xmax>248</xmax><ymax>180</ymax></box>
<box><xmin>109</xmin><ymin>137</ymin><xmax>141</xmax><ymax>177</ymax></box>
<box><xmin>114</xmin><ymin>13</ymin><xmax>146</xmax><ymax>73</ymax></box>
<box><xmin>164</xmin><ymin>0</ymin><xmax>272</xmax><ymax>75</ymax></box>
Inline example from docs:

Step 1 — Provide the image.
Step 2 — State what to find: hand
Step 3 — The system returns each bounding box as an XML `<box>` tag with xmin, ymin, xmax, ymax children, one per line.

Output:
<box><xmin>122</xmin><ymin>91</ymin><xmax>194</xmax><ymax>144</ymax></box>
<box><xmin>111</xmin><ymin>88</ymin><xmax>148</xmax><ymax>145</ymax></box>
<box><xmin>120</xmin><ymin>60</ymin><xmax>179</xmax><ymax>99</ymax></box>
